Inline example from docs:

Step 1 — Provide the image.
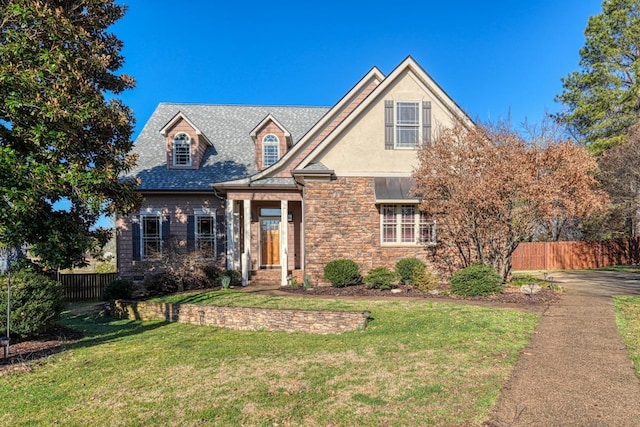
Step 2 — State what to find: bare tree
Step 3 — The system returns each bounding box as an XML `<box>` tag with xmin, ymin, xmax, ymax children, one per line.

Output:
<box><xmin>414</xmin><ymin>122</ymin><xmax>606</xmax><ymax>280</ymax></box>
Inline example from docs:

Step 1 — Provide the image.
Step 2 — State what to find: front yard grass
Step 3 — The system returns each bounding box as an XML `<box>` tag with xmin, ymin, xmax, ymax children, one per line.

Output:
<box><xmin>614</xmin><ymin>296</ymin><xmax>640</xmax><ymax>377</ymax></box>
<box><xmin>0</xmin><ymin>293</ymin><xmax>539</xmax><ymax>426</ymax></box>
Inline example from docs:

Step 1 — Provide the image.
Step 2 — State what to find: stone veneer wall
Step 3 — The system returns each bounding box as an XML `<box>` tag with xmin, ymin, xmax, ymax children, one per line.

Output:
<box><xmin>304</xmin><ymin>176</ymin><xmax>439</xmax><ymax>286</ymax></box>
<box><xmin>111</xmin><ymin>300</ymin><xmax>370</xmax><ymax>334</ymax></box>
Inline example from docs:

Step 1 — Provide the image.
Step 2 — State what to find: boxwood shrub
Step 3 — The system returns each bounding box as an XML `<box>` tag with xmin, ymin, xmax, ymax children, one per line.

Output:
<box><xmin>395</xmin><ymin>257</ymin><xmax>426</xmax><ymax>283</ymax></box>
<box><xmin>323</xmin><ymin>259</ymin><xmax>361</xmax><ymax>288</ymax></box>
<box><xmin>450</xmin><ymin>264</ymin><xmax>503</xmax><ymax>297</ymax></box>
<box><xmin>364</xmin><ymin>266</ymin><xmax>398</xmax><ymax>290</ymax></box>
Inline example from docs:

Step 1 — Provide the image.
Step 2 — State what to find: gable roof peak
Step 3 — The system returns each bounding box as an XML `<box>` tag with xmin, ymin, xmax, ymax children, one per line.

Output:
<box><xmin>249</xmin><ymin>114</ymin><xmax>292</xmax><ymax>140</ymax></box>
<box><xmin>159</xmin><ymin>111</ymin><xmax>213</xmax><ymax>146</ymax></box>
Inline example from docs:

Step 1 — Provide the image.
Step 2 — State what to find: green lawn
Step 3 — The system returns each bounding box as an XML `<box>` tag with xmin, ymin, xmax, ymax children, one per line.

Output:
<box><xmin>0</xmin><ymin>294</ymin><xmax>539</xmax><ymax>426</ymax></box>
<box><xmin>614</xmin><ymin>296</ymin><xmax>640</xmax><ymax>377</ymax></box>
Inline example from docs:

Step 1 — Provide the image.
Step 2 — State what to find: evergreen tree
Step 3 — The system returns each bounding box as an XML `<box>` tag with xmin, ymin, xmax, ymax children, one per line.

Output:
<box><xmin>555</xmin><ymin>0</ymin><xmax>640</xmax><ymax>155</ymax></box>
<box><xmin>0</xmin><ymin>1</ymin><xmax>141</xmax><ymax>269</ymax></box>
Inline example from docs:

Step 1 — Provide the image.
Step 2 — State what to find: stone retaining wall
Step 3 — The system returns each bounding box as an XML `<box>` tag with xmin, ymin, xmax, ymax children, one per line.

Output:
<box><xmin>111</xmin><ymin>300</ymin><xmax>370</xmax><ymax>334</ymax></box>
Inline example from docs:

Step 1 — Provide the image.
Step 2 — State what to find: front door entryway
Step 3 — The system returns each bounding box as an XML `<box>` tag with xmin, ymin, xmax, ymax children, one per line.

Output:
<box><xmin>260</xmin><ymin>218</ymin><xmax>280</xmax><ymax>267</ymax></box>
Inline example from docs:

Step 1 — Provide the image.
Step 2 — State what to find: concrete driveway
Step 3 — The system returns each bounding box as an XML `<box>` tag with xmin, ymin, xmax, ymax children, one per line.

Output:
<box><xmin>549</xmin><ymin>269</ymin><xmax>640</xmax><ymax>297</ymax></box>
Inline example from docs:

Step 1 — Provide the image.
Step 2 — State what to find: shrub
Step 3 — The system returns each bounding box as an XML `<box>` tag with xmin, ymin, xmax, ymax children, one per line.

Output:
<box><xmin>202</xmin><ymin>264</ymin><xmax>224</xmax><ymax>285</ymax></box>
<box><xmin>323</xmin><ymin>259</ymin><xmax>361</xmax><ymax>288</ymax></box>
<box><xmin>412</xmin><ymin>267</ymin><xmax>440</xmax><ymax>292</ymax></box>
<box><xmin>0</xmin><ymin>269</ymin><xmax>64</xmax><ymax>339</ymax></box>
<box><xmin>395</xmin><ymin>257</ymin><xmax>426</xmax><ymax>283</ymax></box>
<box><xmin>227</xmin><ymin>269</ymin><xmax>242</xmax><ymax>286</ymax></box>
<box><xmin>103</xmin><ymin>279</ymin><xmax>133</xmax><ymax>301</ymax></box>
<box><xmin>203</xmin><ymin>265</ymin><xmax>242</xmax><ymax>287</ymax></box>
<box><xmin>364</xmin><ymin>267</ymin><xmax>398</xmax><ymax>290</ymax></box>
<box><xmin>143</xmin><ymin>273</ymin><xmax>179</xmax><ymax>296</ymax></box>
<box><xmin>449</xmin><ymin>264</ymin><xmax>503</xmax><ymax>297</ymax></box>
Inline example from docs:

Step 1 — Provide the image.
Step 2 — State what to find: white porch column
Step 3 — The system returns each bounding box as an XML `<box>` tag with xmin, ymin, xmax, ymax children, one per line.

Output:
<box><xmin>280</xmin><ymin>200</ymin><xmax>288</xmax><ymax>286</ymax></box>
<box><xmin>225</xmin><ymin>200</ymin><xmax>235</xmax><ymax>271</ymax></box>
<box><xmin>242</xmin><ymin>199</ymin><xmax>251</xmax><ymax>286</ymax></box>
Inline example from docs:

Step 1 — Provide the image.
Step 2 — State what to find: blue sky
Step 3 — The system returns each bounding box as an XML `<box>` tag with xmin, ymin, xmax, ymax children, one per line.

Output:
<box><xmin>112</xmin><ymin>1</ymin><xmax>603</xmax><ymax>139</ymax></box>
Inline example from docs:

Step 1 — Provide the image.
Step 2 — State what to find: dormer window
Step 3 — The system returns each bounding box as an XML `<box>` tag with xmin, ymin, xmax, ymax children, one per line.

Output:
<box><xmin>173</xmin><ymin>132</ymin><xmax>192</xmax><ymax>166</ymax></box>
<box><xmin>263</xmin><ymin>134</ymin><xmax>279</xmax><ymax>167</ymax></box>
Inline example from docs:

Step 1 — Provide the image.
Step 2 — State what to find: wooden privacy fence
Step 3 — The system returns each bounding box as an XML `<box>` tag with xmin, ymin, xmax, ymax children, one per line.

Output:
<box><xmin>55</xmin><ymin>272</ymin><xmax>118</xmax><ymax>302</ymax></box>
<box><xmin>512</xmin><ymin>238</ymin><xmax>640</xmax><ymax>271</ymax></box>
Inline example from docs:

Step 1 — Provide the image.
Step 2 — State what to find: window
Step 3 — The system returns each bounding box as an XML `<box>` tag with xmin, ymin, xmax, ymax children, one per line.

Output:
<box><xmin>141</xmin><ymin>215</ymin><xmax>162</xmax><ymax>257</ymax></box>
<box><xmin>195</xmin><ymin>215</ymin><xmax>216</xmax><ymax>257</ymax></box>
<box><xmin>173</xmin><ymin>132</ymin><xmax>191</xmax><ymax>166</ymax></box>
<box><xmin>396</xmin><ymin>102</ymin><xmax>420</xmax><ymax>148</ymax></box>
<box><xmin>262</xmin><ymin>134</ymin><xmax>279</xmax><ymax>167</ymax></box>
<box><xmin>381</xmin><ymin>204</ymin><xmax>436</xmax><ymax>245</ymax></box>
<box><xmin>384</xmin><ymin>100</ymin><xmax>431</xmax><ymax>149</ymax></box>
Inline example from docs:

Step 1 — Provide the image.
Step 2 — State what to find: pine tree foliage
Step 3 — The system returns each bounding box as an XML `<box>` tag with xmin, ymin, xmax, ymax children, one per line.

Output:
<box><xmin>555</xmin><ymin>0</ymin><xmax>640</xmax><ymax>155</ymax></box>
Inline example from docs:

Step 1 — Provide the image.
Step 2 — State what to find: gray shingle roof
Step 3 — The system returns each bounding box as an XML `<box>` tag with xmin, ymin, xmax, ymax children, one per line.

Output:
<box><xmin>301</xmin><ymin>162</ymin><xmax>331</xmax><ymax>171</ymax></box>
<box><xmin>128</xmin><ymin>103</ymin><xmax>329</xmax><ymax>190</ymax></box>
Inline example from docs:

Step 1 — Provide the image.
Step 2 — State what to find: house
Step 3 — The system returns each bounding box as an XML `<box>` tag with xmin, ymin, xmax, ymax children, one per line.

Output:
<box><xmin>116</xmin><ymin>56</ymin><xmax>471</xmax><ymax>286</ymax></box>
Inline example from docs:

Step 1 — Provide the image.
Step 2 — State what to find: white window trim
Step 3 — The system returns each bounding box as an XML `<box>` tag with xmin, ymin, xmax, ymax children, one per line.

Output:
<box><xmin>173</xmin><ymin>132</ymin><xmax>192</xmax><ymax>167</ymax></box>
<box><xmin>262</xmin><ymin>134</ymin><xmax>280</xmax><ymax>167</ymax></box>
<box><xmin>394</xmin><ymin>101</ymin><xmax>421</xmax><ymax>150</ymax></box>
<box><xmin>380</xmin><ymin>204</ymin><xmax>436</xmax><ymax>247</ymax></box>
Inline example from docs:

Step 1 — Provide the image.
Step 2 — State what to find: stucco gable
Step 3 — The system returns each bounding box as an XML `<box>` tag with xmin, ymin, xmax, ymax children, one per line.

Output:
<box><xmin>294</xmin><ymin>56</ymin><xmax>473</xmax><ymax>174</ymax></box>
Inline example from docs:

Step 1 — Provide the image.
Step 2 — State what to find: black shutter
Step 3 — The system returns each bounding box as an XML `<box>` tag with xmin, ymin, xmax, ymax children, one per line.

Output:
<box><xmin>216</xmin><ymin>210</ymin><xmax>226</xmax><ymax>258</ymax></box>
<box><xmin>385</xmin><ymin>100</ymin><xmax>394</xmax><ymax>150</ymax></box>
<box><xmin>132</xmin><ymin>216</ymin><xmax>141</xmax><ymax>261</ymax></box>
<box><xmin>187</xmin><ymin>215</ymin><xmax>195</xmax><ymax>252</ymax></box>
<box><xmin>422</xmin><ymin>101</ymin><xmax>432</xmax><ymax>145</ymax></box>
<box><xmin>162</xmin><ymin>215</ymin><xmax>170</xmax><ymax>251</ymax></box>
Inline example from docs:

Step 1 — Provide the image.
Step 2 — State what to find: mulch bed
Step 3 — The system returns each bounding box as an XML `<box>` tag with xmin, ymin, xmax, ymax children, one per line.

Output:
<box><xmin>0</xmin><ymin>326</ymin><xmax>83</xmax><ymax>374</ymax></box>
<box><xmin>280</xmin><ymin>283</ymin><xmax>562</xmax><ymax>308</ymax></box>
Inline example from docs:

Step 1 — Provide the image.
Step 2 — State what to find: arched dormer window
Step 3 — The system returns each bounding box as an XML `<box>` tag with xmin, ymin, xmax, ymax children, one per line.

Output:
<box><xmin>173</xmin><ymin>132</ymin><xmax>191</xmax><ymax>166</ymax></box>
<box><xmin>262</xmin><ymin>134</ymin><xmax>279</xmax><ymax>167</ymax></box>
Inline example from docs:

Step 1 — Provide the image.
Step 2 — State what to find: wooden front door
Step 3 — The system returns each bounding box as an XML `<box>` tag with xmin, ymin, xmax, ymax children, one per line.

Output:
<box><xmin>260</xmin><ymin>218</ymin><xmax>280</xmax><ymax>267</ymax></box>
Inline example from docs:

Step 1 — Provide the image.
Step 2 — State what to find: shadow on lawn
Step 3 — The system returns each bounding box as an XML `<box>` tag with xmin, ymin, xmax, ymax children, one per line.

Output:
<box><xmin>62</xmin><ymin>305</ymin><xmax>169</xmax><ymax>350</ymax></box>
<box><xmin>1</xmin><ymin>304</ymin><xmax>170</xmax><ymax>372</ymax></box>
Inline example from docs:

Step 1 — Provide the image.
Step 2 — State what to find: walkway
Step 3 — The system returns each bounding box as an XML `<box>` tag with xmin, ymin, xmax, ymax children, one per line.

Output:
<box><xmin>487</xmin><ymin>270</ymin><xmax>640</xmax><ymax>426</ymax></box>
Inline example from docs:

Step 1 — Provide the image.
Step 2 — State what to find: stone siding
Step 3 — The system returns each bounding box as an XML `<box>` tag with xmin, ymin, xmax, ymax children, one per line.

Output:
<box><xmin>304</xmin><ymin>176</ymin><xmax>437</xmax><ymax>286</ymax></box>
<box><xmin>111</xmin><ymin>300</ymin><xmax>370</xmax><ymax>334</ymax></box>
